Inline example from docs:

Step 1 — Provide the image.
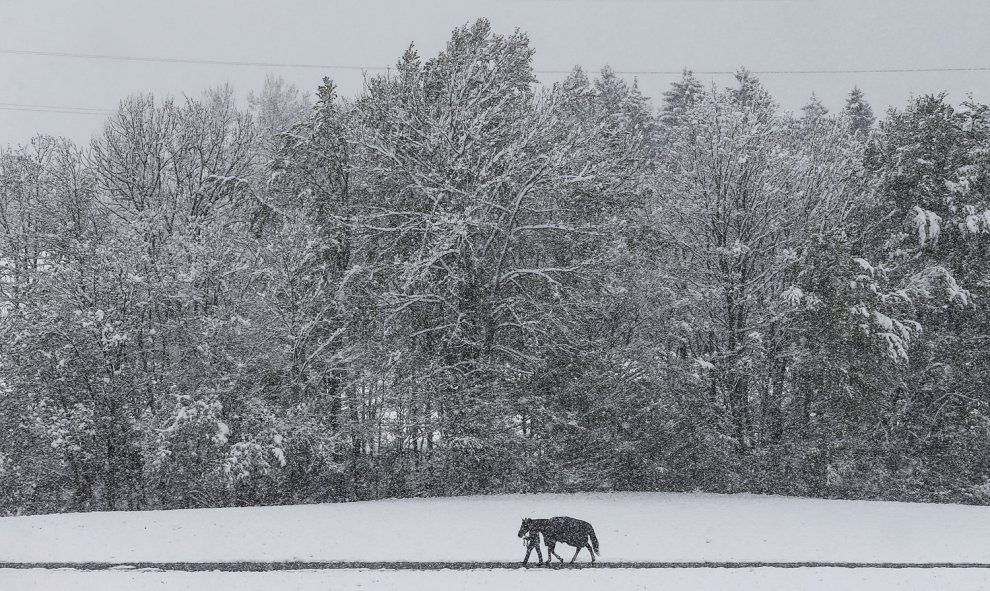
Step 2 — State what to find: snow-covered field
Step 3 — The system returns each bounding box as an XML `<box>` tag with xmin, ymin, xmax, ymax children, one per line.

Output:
<box><xmin>6</xmin><ymin>567</ymin><xmax>990</xmax><ymax>591</ymax></box>
<box><xmin>2</xmin><ymin>492</ymin><xmax>990</xmax><ymax>589</ymax></box>
<box><xmin>2</xmin><ymin>491</ymin><xmax>989</xmax><ymax>563</ymax></box>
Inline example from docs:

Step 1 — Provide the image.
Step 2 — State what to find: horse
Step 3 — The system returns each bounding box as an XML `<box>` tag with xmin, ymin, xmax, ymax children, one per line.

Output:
<box><xmin>518</xmin><ymin>516</ymin><xmax>600</xmax><ymax>565</ymax></box>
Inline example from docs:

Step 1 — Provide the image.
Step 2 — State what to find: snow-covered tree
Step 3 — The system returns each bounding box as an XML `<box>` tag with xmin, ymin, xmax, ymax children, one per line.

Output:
<box><xmin>801</xmin><ymin>93</ymin><xmax>829</xmax><ymax>122</ymax></box>
<box><xmin>650</xmin><ymin>74</ymin><xmax>880</xmax><ymax>458</ymax></box>
<box><xmin>862</xmin><ymin>94</ymin><xmax>990</xmax><ymax>497</ymax></box>
<box><xmin>3</xmin><ymin>20</ymin><xmax>990</xmax><ymax>514</ymax></box>
<box><xmin>843</xmin><ymin>86</ymin><xmax>875</xmax><ymax>136</ymax></box>
<box><xmin>248</xmin><ymin>75</ymin><xmax>310</xmax><ymax>141</ymax></box>
<box><xmin>661</xmin><ymin>69</ymin><xmax>704</xmax><ymax>126</ymax></box>
<box><xmin>347</xmin><ymin>19</ymin><xmax>646</xmax><ymax>494</ymax></box>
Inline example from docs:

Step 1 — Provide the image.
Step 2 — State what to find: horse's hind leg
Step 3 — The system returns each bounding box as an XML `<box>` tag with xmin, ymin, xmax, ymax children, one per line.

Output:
<box><xmin>586</xmin><ymin>542</ymin><xmax>595</xmax><ymax>563</ymax></box>
<box><xmin>570</xmin><ymin>546</ymin><xmax>581</xmax><ymax>563</ymax></box>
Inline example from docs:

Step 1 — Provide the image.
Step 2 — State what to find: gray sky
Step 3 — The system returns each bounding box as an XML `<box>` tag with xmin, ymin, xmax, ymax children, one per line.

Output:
<box><xmin>2</xmin><ymin>0</ymin><xmax>989</xmax><ymax>146</ymax></box>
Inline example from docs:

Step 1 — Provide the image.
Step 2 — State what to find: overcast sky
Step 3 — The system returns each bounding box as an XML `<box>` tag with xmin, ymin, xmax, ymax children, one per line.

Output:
<box><xmin>2</xmin><ymin>0</ymin><xmax>989</xmax><ymax>146</ymax></box>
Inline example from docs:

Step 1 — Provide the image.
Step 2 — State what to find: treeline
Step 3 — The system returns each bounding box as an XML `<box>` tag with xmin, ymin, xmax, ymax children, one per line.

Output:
<box><xmin>1</xmin><ymin>19</ymin><xmax>989</xmax><ymax>515</ymax></box>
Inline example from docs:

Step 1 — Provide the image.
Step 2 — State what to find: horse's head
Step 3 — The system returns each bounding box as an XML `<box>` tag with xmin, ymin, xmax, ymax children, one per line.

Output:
<box><xmin>517</xmin><ymin>518</ymin><xmax>532</xmax><ymax>538</ymax></box>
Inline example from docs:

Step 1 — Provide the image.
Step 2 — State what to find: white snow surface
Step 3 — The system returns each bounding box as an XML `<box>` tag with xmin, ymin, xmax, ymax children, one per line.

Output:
<box><xmin>1</xmin><ymin>491</ymin><xmax>989</xmax><ymax>564</ymax></box>
<box><xmin>5</xmin><ymin>567</ymin><xmax>990</xmax><ymax>591</ymax></box>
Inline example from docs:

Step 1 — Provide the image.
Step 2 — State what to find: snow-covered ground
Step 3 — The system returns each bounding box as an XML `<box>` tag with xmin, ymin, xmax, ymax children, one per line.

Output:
<box><xmin>1</xmin><ymin>491</ymin><xmax>989</xmax><ymax>564</ymax></box>
<box><xmin>3</xmin><ymin>492</ymin><xmax>990</xmax><ymax>589</ymax></box>
<box><xmin>6</xmin><ymin>567</ymin><xmax>990</xmax><ymax>591</ymax></box>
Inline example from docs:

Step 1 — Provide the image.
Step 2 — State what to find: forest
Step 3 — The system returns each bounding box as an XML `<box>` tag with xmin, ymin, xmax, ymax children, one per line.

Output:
<box><xmin>1</xmin><ymin>19</ymin><xmax>988</xmax><ymax>515</ymax></box>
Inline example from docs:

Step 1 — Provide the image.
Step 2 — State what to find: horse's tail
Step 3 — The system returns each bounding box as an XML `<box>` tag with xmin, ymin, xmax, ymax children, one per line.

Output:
<box><xmin>588</xmin><ymin>526</ymin><xmax>600</xmax><ymax>556</ymax></box>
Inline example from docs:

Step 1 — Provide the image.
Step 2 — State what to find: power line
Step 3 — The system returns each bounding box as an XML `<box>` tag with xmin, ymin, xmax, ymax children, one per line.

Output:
<box><xmin>0</xmin><ymin>105</ymin><xmax>108</xmax><ymax>116</ymax></box>
<box><xmin>0</xmin><ymin>48</ymin><xmax>389</xmax><ymax>72</ymax></box>
<box><xmin>594</xmin><ymin>67</ymin><xmax>990</xmax><ymax>76</ymax></box>
<box><xmin>2</xmin><ymin>47</ymin><xmax>990</xmax><ymax>76</ymax></box>
<box><xmin>0</xmin><ymin>102</ymin><xmax>110</xmax><ymax>114</ymax></box>
<box><xmin>1</xmin><ymin>49</ymin><xmax>988</xmax><ymax>119</ymax></box>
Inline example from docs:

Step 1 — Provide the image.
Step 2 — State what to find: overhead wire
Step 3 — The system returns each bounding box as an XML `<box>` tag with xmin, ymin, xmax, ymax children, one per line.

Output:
<box><xmin>2</xmin><ymin>47</ymin><xmax>989</xmax><ymax>76</ymax></box>
<box><xmin>0</xmin><ymin>106</ymin><xmax>108</xmax><ymax>116</ymax></box>
<box><xmin>0</xmin><ymin>48</ymin><xmax>388</xmax><ymax>72</ymax></box>
<box><xmin>1</xmin><ymin>47</ymin><xmax>988</xmax><ymax>117</ymax></box>
<box><xmin>0</xmin><ymin>102</ymin><xmax>110</xmax><ymax>114</ymax></box>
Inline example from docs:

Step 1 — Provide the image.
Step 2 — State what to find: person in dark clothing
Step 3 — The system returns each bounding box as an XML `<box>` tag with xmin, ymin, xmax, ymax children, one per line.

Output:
<box><xmin>521</xmin><ymin>527</ymin><xmax>544</xmax><ymax>565</ymax></box>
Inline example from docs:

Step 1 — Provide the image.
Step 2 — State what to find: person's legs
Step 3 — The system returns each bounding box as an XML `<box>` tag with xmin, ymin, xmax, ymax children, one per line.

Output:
<box><xmin>522</xmin><ymin>544</ymin><xmax>533</xmax><ymax>564</ymax></box>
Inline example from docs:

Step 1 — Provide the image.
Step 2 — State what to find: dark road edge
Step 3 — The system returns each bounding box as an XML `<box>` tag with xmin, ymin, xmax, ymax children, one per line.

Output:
<box><xmin>3</xmin><ymin>561</ymin><xmax>990</xmax><ymax>571</ymax></box>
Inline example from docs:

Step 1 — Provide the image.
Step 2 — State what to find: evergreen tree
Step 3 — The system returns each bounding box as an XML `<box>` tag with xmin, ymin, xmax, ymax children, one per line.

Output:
<box><xmin>661</xmin><ymin>68</ymin><xmax>704</xmax><ymax>125</ymax></box>
<box><xmin>801</xmin><ymin>93</ymin><xmax>829</xmax><ymax>121</ymax></box>
<box><xmin>729</xmin><ymin>68</ymin><xmax>775</xmax><ymax>116</ymax></box>
<box><xmin>843</xmin><ymin>86</ymin><xmax>875</xmax><ymax>136</ymax></box>
<box><xmin>864</xmin><ymin>94</ymin><xmax>990</xmax><ymax>498</ymax></box>
<box><xmin>595</xmin><ymin>66</ymin><xmax>629</xmax><ymax>111</ymax></box>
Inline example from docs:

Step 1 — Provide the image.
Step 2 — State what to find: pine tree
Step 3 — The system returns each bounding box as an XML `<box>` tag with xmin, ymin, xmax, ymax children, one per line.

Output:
<box><xmin>801</xmin><ymin>93</ymin><xmax>829</xmax><ymax>121</ymax></box>
<box><xmin>730</xmin><ymin>68</ymin><xmax>775</xmax><ymax>116</ymax></box>
<box><xmin>863</xmin><ymin>93</ymin><xmax>990</xmax><ymax>497</ymax></box>
<box><xmin>623</xmin><ymin>79</ymin><xmax>656</xmax><ymax>139</ymax></box>
<box><xmin>661</xmin><ymin>69</ymin><xmax>703</xmax><ymax>125</ymax></box>
<box><xmin>595</xmin><ymin>66</ymin><xmax>629</xmax><ymax>111</ymax></box>
<box><xmin>843</xmin><ymin>86</ymin><xmax>875</xmax><ymax>136</ymax></box>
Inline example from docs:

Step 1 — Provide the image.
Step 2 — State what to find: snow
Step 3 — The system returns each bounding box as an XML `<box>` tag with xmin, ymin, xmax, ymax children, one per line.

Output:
<box><xmin>4</xmin><ymin>567</ymin><xmax>990</xmax><ymax>591</ymax></box>
<box><xmin>4</xmin><ymin>492</ymin><xmax>990</xmax><ymax>589</ymax></box>
<box><xmin>912</xmin><ymin>205</ymin><xmax>942</xmax><ymax>246</ymax></box>
<box><xmin>852</xmin><ymin>257</ymin><xmax>874</xmax><ymax>276</ymax></box>
<box><xmin>781</xmin><ymin>285</ymin><xmax>804</xmax><ymax>306</ymax></box>
<box><xmin>2</xmin><ymin>492</ymin><xmax>990</xmax><ymax>564</ymax></box>
<box><xmin>694</xmin><ymin>357</ymin><xmax>715</xmax><ymax>371</ymax></box>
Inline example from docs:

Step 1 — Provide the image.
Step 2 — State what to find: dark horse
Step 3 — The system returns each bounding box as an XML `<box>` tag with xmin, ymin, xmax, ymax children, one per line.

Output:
<box><xmin>518</xmin><ymin>517</ymin><xmax>600</xmax><ymax>565</ymax></box>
